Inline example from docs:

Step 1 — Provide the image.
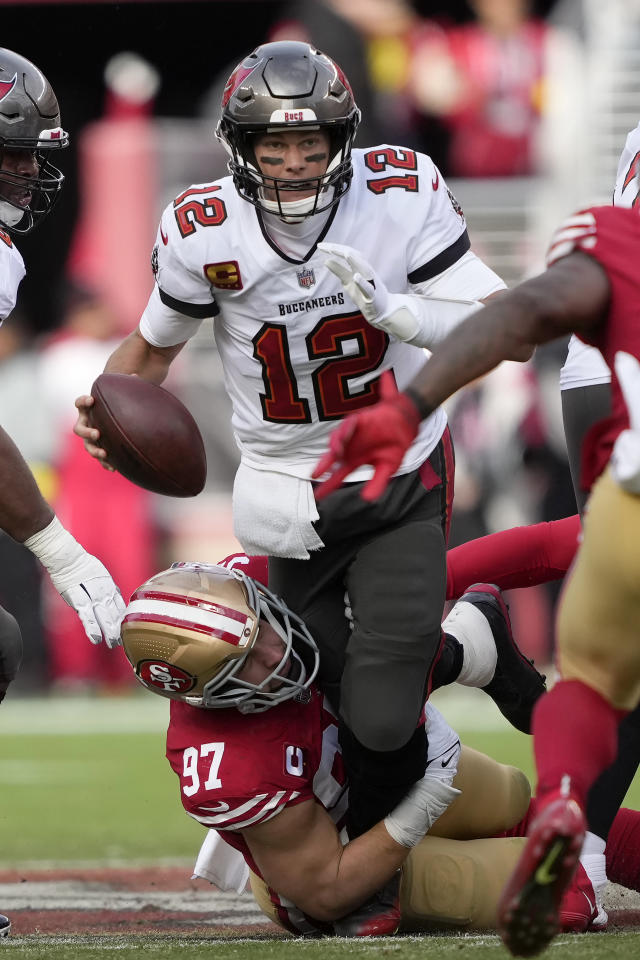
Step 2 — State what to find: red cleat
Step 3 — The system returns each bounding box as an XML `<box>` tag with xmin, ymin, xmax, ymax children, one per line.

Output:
<box><xmin>560</xmin><ymin>861</ymin><xmax>608</xmax><ymax>933</ymax></box>
<box><xmin>333</xmin><ymin>872</ymin><xmax>401</xmax><ymax>937</ymax></box>
<box><xmin>498</xmin><ymin>790</ymin><xmax>586</xmax><ymax>956</ymax></box>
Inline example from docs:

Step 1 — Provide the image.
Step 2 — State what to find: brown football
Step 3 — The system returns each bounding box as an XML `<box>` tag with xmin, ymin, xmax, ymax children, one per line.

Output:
<box><xmin>88</xmin><ymin>373</ymin><xmax>207</xmax><ymax>497</ymax></box>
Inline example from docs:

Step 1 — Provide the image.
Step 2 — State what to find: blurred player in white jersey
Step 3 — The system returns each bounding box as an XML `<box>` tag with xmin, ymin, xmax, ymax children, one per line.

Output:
<box><xmin>119</xmin><ymin>561</ymin><xmax>640</xmax><ymax>937</ymax></box>
<box><xmin>74</xmin><ymin>40</ymin><xmax>548</xmax><ymax>932</ymax></box>
<box><xmin>0</xmin><ymin>47</ymin><xmax>126</xmax><ymax>938</ymax></box>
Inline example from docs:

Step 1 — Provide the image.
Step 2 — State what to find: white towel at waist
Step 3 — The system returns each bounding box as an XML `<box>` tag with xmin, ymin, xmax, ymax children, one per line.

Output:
<box><xmin>192</xmin><ymin>828</ymin><xmax>250</xmax><ymax>893</ymax></box>
<box><xmin>232</xmin><ymin>458</ymin><xmax>325</xmax><ymax>559</ymax></box>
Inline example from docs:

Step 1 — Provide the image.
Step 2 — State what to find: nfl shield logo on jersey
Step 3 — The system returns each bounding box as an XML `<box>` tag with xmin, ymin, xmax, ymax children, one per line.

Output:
<box><xmin>297</xmin><ymin>267</ymin><xmax>316</xmax><ymax>289</ymax></box>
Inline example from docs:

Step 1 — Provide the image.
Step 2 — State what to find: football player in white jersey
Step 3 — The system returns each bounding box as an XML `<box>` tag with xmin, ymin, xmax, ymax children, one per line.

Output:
<box><xmin>73</xmin><ymin>39</ymin><xmax>550</xmax><ymax>930</ymax></box>
<box><xmin>119</xmin><ymin>562</ymin><xmax>640</xmax><ymax>937</ymax></box>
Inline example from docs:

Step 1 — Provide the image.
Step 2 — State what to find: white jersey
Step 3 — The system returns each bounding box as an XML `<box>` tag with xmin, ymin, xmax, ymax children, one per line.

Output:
<box><xmin>141</xmin><ymin>145</ymin><xmax>502</xmax><ymax>480</ymax></box>
<box><xmin>0</xmin><ymin>228</ymin><xmax>25</xmax><ymax>322</ymax></box>
<box><xmin>560</xmin><ymin>123</ymin><xmax>640</xmax><ymax>390</ymax></box>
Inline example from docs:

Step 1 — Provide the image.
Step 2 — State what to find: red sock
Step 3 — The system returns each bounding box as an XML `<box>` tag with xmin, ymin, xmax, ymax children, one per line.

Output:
<box><xmin>607</xmin><ymin>807</ymin><xmax>640</xmax><ymax>891</ymax></box>
<box><xmin>533</xmin><ymin>680</ymin><xmax>621</xmax><ymax>806</ymax></box>
<box><xmin>445</xmin><ymin>515</ymin><xmax>580</xmax><ymax>600</ymax></box>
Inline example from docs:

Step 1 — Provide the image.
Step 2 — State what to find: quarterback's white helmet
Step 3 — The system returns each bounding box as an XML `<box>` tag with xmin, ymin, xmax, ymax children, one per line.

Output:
<box><xmin>121</xmin><ymin>563</ymin><xmax>319</xmax><ymax>713</ymax></box>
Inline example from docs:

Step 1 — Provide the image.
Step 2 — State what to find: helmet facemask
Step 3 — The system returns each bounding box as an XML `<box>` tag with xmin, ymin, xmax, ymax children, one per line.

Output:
<box><xmin>201</xmin><ymin>572</ymin><xmax>319</xmax><ymax>713</ymax></box>
<box><xmin>219</xmin><ymin>116</ymin><xmax>359</xmax><ymax>222</ymax></box>
<box><xmin>0</xmin><ymin>145</ymin><xmax>66</xmax><ymax>234</ymax></box>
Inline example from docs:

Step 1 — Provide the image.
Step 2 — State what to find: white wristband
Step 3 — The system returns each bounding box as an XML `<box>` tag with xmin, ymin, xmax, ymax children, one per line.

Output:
<box><xmin>23</xmin><ymin>516</ymin><xmax>88</xmax><ymax>592</ymax></box>
<box><xmin>383</xmin><ymin>777</ymin><xmax>461</xmax><ymax>848</ymax></box>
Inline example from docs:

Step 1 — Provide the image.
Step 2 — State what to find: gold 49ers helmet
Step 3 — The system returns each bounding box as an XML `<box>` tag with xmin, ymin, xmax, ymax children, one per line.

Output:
<box><xmin>121</xmin><ymin>563</ymin><xmax>319</xmax><ymax>713</ymax></box>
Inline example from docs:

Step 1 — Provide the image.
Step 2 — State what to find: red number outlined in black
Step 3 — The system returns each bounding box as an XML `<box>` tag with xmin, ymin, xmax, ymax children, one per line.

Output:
<box><xmin>174</xmin><ymin>186</ymin><xmax>227</xmax><ymax>238</ymax></box>
<box><xmin>253</xmin><ymin>312</ymin><xmax>389</xmax><ymax>424</ymax></box>
<box><xmin>365</xmin><ymin>147</ymin><xmax>419</xmax><ymax>195</ymax></box>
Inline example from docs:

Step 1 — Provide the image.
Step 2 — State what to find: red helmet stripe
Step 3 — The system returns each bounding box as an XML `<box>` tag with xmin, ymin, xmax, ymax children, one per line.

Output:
<box><xmin>129</xmin><ymin>588</ymin><xmax>249</xmax><ymax>625</ymax></box>
<box><xmin>123</xmin><ymin>611</ymin><xmax>245</xmax><ymax>646</ymax></box>
<box><xmin>222</xmin><ymin>65</ymin><xmax>257</xmax><ymax>108</ymax></box>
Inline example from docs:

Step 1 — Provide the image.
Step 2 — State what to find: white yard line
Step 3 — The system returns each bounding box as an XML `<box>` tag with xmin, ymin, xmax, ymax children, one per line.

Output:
<box><xmin>0</xmin><ymin>688</ymin><xmax>510</xmax><ymax>736</ymax></box>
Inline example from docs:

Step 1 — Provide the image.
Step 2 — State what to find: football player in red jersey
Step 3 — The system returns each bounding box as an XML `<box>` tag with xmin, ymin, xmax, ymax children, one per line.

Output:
<box><xmin>120</xmin><ymin>560</ymin><xmax>640</xmax><ymax>938</ymax></box>
<box><xmin>314</xmin><ymin>202</ymin><xmax>640</xmax><ymax>955</ymax></box>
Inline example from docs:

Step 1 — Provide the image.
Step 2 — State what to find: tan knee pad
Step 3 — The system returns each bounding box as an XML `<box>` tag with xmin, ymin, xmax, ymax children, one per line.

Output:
<box><xmin>429</xmin><ymin>746</ymin><xmax>531</xmax><ymax>840</ymax></box>
<box><xmin>400</xmin><ymin>835</ymin><xmax>526</xmax><ymax>931</ymax></box>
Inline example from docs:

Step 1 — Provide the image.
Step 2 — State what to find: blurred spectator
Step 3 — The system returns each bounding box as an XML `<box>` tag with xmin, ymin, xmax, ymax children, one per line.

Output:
<box><xmin>269</xmin><ymin>0</ymin><xmax>417</xmax><ymax>144</ymax></box>
<box><xmin>38</xmin><ymin>285</ymin><xmax>157</xmax><ymax>692</ymax></box>
<box><xmin>67</xmin><ymin>52</ymin><xmax>161</xmax><ymax>335</ymax></box>
<box><xmin>408</xmin><ymin>0</ymin><xmax>551</xmax><ymax>177</ymax></box>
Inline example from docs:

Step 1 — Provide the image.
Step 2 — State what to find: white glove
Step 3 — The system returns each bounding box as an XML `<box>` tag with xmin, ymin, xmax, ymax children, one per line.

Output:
<box><xmin>23</xmin><ymin>516</ymin><xmax>126</xmax><ymax>648</ymax></box>
<box><xmin>318</xmin><ymin>241</ymin><xmax>483</xmax><ymax>348</ymax></box>
<box><xmin>611</xmin><ymin>351</ymin><xmax>640</xmax><ymax>494</ymax></box>
<box><xmin>383</xmin><ymin>775</ymin><xmax>461</xmax><ymax>848</ymax></box>
<box><xmin>318</xmin><ymin>241</ymin><xmax>421</xmax><ymax>342</ymax></box>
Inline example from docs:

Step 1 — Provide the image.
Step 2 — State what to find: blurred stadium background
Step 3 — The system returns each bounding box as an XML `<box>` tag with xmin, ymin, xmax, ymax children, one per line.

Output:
<box><xmin>0</xmin><ymin>0</ymin><xmax>635</xmax><ymax>701</ymax></box>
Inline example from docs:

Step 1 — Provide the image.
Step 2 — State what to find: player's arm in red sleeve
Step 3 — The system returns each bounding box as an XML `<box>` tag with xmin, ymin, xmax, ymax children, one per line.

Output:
<box><xmin>74</xmin><ymin>327</ymin><xmax>186</xmax><ymax>463</ymax></box>
<box><xmin>314</xmin><ymin>253</ymin><xmax>610</xmax><ymax>501</ymax></box>
<box><xmin>403</xmin><ymin>253</ymin><xmax>610</xmax><ymax>426</ymax></box>
<box><xmin>241</xmin><ymin>799</ymin><xmax>410</xmax><ymax>923</ymax></box>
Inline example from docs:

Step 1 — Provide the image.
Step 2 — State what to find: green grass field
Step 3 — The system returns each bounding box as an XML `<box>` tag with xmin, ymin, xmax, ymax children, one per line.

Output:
<box><xmin>1</xmin><ymin>687</ymin><xmax>639</xmax><ymax>959</ymax></box>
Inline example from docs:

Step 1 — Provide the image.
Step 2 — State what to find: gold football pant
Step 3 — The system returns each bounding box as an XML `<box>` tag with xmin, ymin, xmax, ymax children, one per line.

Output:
<box><xmin>558</xmin><ymin>468</ymin><xmax>640</xmax><ymax>710</ymax></box>
<box><xmin>250</xmin><ymin>745</ymin><xmax>530</xmax><ymax>932</ymax></box>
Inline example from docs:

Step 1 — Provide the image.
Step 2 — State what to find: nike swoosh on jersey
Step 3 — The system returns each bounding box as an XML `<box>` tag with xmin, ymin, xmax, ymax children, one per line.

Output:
<box><xmin>200</xmin><ymin>801</ymin><xmax>230</xmax><ymax>813</ymax></box>
<box><xmin>160</xmin><ymin>224</ymin><xmax>169</xmax><ymax>246</ymax></box>
<box><xmin>432</xmin><ymin>171</ymin><xmax>439</xmax><ymax>190</ymax></box>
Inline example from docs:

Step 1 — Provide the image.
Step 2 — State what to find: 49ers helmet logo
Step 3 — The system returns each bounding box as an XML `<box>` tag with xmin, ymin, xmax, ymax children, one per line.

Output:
<box><xmin>138</xmin><ymin>659</ymin><xmax>196</xmax><ymax>693</ymax></box>
<box><xmin>0</xmin><ymin>73</ymin><xmax>16</xmax><ymax>103</ymax></box>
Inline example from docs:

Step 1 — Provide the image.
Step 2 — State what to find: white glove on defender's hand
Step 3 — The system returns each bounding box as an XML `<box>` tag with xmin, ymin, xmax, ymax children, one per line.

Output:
<box><xmin>23</xmin><ymin>517</ymin><xmax>126</xmax><ymax>648</ymax></box>
<box><xmin>611</xmin><ymin>351</ymin><xmax>640</xmax><ymax>494</ymax></box>
<box><xmin>384</xmin><ymin>775</ymin><xmax>461</xmax><ymax>848</ymax></box>
<box><xmin>318</xmin><ymin>241</ymin><xmax>421</xmax><ymax>342</ymax></box>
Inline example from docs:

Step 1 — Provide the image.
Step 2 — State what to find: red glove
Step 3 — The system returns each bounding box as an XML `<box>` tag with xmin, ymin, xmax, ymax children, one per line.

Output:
<box><xmin>312</xmin><ymin>371</ymin><xmax>421</xmax><ymax>501</ymax></box>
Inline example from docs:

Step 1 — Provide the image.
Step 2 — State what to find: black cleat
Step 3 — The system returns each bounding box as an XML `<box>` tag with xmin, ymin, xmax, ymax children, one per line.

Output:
<box><xmin>459</xmin><ymin>583</ymin><xmax>546</xmax><ymax>734</ymax></box>
<box><xmin>0</xmin><ymin>914</ymin><xmax>10</xmax><ymax>937</ymax></box>
<box><xmin>333</xmin><ymin>871</ymin><xmax>401</xmax><ymax>937</ymax></box>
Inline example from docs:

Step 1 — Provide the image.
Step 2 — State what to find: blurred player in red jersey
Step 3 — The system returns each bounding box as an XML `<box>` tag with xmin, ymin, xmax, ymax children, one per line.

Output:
<box><xmin>313</xmin><ymin>201</ymin><xmax>640</xmax><ymax>954</ymax></box>
<box><xmin>120</xmin><ymin>559</ymin><xmax>640</xmax><ymax>938</ymax></box>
